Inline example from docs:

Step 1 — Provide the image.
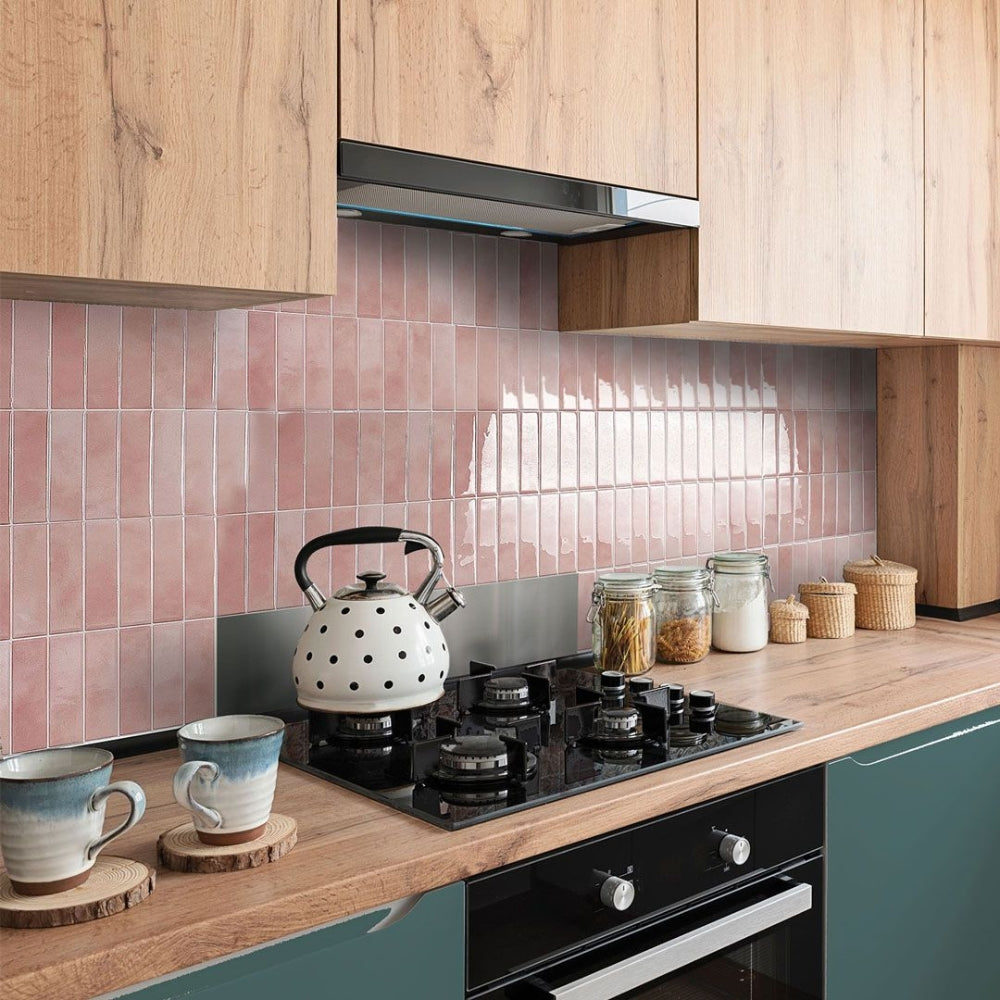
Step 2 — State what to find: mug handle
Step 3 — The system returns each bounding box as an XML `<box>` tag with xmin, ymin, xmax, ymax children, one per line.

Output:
<box><xmin>87</xmin><ymin>780</ymin><xmax>147</xmax><ymax>860</ymax></box>
<box><xmin>173</xmin><ymin>761</ymin><xmax>223</xmax><ymax>829</ymax></box>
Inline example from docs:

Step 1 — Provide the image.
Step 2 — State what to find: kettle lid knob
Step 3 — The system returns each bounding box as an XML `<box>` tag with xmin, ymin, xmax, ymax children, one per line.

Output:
<box><xmin>357</xmin><ymin>570</ymin><xmax>387</xmax><ymax>592</ymax></box>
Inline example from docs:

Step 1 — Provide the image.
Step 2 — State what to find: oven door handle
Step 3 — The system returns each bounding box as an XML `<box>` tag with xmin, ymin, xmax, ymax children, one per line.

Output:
<box><xmin>545</xmin><ymin>877</ymin><xmax>813</xmax><ymax>1000</ymax></box>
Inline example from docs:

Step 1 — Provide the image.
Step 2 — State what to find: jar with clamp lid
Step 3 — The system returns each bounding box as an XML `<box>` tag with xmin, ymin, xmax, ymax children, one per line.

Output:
<box><xmin>588</xmin><ymin>573</ymin><xmax>656</xmax><ymax>676</ymax></box>
<box><xmin>706</xmin><ymin>552</ymin><xmax>772</xmax><ymax>653</ymax></box>
<box><xmin>652</xmin><ymin>567</ymin><xmax>716</xmax><ymax>664</ymax></box>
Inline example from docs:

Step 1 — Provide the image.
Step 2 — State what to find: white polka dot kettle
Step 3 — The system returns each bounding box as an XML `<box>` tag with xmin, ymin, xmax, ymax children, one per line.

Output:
<box><xmin>292</xmin><ymin>527</ymin><xmax>465</xmax><ymax>712</ymax></box>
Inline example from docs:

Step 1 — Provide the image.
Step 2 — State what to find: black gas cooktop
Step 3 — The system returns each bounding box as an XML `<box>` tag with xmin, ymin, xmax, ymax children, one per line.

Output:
<box><xmin>281</xmin><ymin>652</ymin><xmax>802</xmax><ymax>829</ymax></box>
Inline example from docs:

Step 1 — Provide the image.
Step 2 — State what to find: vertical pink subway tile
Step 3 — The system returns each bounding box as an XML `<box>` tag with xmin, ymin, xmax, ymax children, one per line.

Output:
<box><xmin>49</xmin><ymin>410</ymin><xmax>83</xmax><ymax>521</ymax></box>
<box><xmin>120</xmin><ymin>410</ymin><xmax>152</xmax><ymax>518</ymax></box>
<box><xmin>760</xmin><ymin>345</ymin><xmax>778</xmax><ymax>409</ymax></box>
<box><xmin>518</xmin><ymin>494</ymin><xmax>540</xmax><ymax>578</ymax></box>
<box><xmin>697</xmin><ymin>482</ymin><xmax>714</xmax><ymax>554</ymax></box>
<box><xmin>745</xmin><ymin>412</ymin><xmax>763</xmax><ymax>478</ymax></box>
<box><xmin>476</xmin><ymin>327</ymin><xmax>499</xmax><ymax>410</ymax></box>
<box><xmin>216</xmin><ymin>311</ymin><xmax>248</xmax><ymax>410</ymax></box>
<box><xmin>823</xmin><ymin>472</ymin><xmax>839</xmax><ymax>537</ymax></box>
<box><xmin>452</xmin><ymin>234</ymin><xmax>476</xmax><ymax>326</ymax></box>
<box><xmin>707</xmin><ymin>342</ymin><xmax>727</xmax><ymax>407</ymax></box>
<box><xmin>632</xmin><ymin>487</ymin><xmax>649</xmax><ymax>566</ymax></box>
<box><xmin>382</xmin><ymin>412</ymin><xmax>409</xmax><ymax>504</ymax></box>
<box><xmin>711</xmin><ymin>412</ymin><xmax>729</xmax><ymax>480</ymax></box>
<box><xmin>755</xmin><ymin>479</ymin><xmax>771</xmax><ymax>549</ymax></box>
<box><xmin>696</xmin><ymin>411</ymin><xmax>713</xmax><ymax>481</ymax></box>
<box><xmin>247</xmin><ymin>411</ymin><xmax>278</xmax><ymax>512</ymax></box>
<box><xmin>12</xmin><ymin>411</ymin><xmax>48</xmax><ymax>522</ymax></box>
<box><xmin>84</xmin><ymin>411</ymin><xmax>118</xmax><ymax>518</ymax></box>
<box><xmin>863</xmin><ymin>470</ymin><xmax>876</xmax><ymax>531</ymax></box>
<box><xmin>356</xmin><ymin>221</ymin><xmax>383</xmax><ymax>318</ymax></box>
<box><xmin>665</xmin><ymin>483</ymin><xmax>683</xmax><ymax>559</ymax></box>
<box><xmin>849</xmin><ymin>411</ymin><xmax>864</xmax><ymax>472</ymax></box>
<box><xmin>407</xmin><ymin>321</ymin><xmax>433</xmax><ymax>410</ymax></box>
<box><xmin>577</xmin><ymin>335</ymin><xmax>596</xmax><ymax>410</ymax></box>
<box><xmin>12</xmin><ymin>300</ymin><xmax>50</xmax><ymax>408</ymax></box>
<box><xmin>595</xmin><ymin>490</ymin><xmax>614</xmax><ymax>568</ymax></box>
<box><xmin>678</xmin><ymin>341</ymin><xmax>699</xmax><ymax>408</ymax></box>
<box><xmin>184</xmin><ymin>311</ymin><xmax>216</xmax><ymax>408</ymax></box>
<box><xmin>247</xmin><ymin>309</ymin><xmax>277</xmax><ymax>410</ymax></box>
<box><xmin>382</xmin><ymin>318</ymin><xmax>408</xmax><ymax>407</ymax></box>
<box><xmin>499</xmin><ymin>412</ymin><xmax>520</xmax><ymax>494</ymax></box>
<box><xmin>184</xmin><ymin>619</ymin><xmax>216</xmax><ymax>722</ymax></box>
<box><xmin>499</xmin><ymin>328</ymin><xmax>520</xmax><ymax>409</ymax></box>
<box><xmin>836</xmin><ymin>412</ymin><xmax>851</xmax><ymax>472</ymax></box>
<box><xmin>151</xmin><ymin>409</ymin><xmax>183</xmax><ymax>515</ymax></box>
<box><xmin>649</xmin><ymin>411</ymin><xmax>666</xmax><ymax>484</ymax></box>
<box><xmin>477</xmin><ymin>497</ymin><xmax>498</xmax><ymax>583</ymax></box>
<box><xmin>333</xmin><ymin>218</ymin><xmax>358</xmax><ymax>317</ymax></box>
<box><xmin>614</xmin><ymin>338</ymin><xmax>632</xmax><ymax>410</ymax></box>
<box><xmin>666</xmin><ymin>410</ymin><xmax>682</xmax><ymax>479</ymax></box>
<box><xmin>680</xmin><ymin>411</ymin><xmax>698</xmax><ymax>481</ymax></box>
<box><xmin>630</xmin><ymin>339</ymin><xmax>650</xmax><ymax>409</ymax></box>
<box><xmin>453</xmin><ymin>498</ymin><xmax>477</xmax><ymax>586</ymax></box>
<box><xmin>431</xmin><ymin>412</ymin><xmax>455</xmax><ymax>499</ymax></box>
<box><xmin>183</xmin><ymin>410</ymin><xmax>215</xmax><ymax>516</ymax></box>
<box><xmin>50</xmin><ymin>303</ymin><xmax>85</xmax><ymax>408</ymax></box>
<box><xmin>595</xmin><ymin>337</ymin><xmax>615</xmax><ymax>409</ymax></box>
<box><xmin>793</xmin><ymin>475</ymin><xmax>810</xmax><ymax>541</ymax></box>
<box><xmin>648</xmin><ymin>485</ymin><xmax>666</xmax><ymax>564</ymax></box>
<box><xmin>303</xmin><ymin>509</ymin><xmax>333</xmax><ymax>594</ymax></box>
<box><xmin>431</xmin><ymin>323</ymin><xmax>456</xmax><ymax>411</ymax></box>
<box><xmin>518</xmin><ymin>241</ymin><xmax>540</xmax><ymax>330</ymax></box>
<box><xmin>428</xmin><ymin>229</ymin><xmax>453</xmax><ymax>323</ymax></box>
<box><xmin>614</xmin><ymin>488</ymin><xmax>632</xmax><ymax>567</ymax></box>
<box><xmin>276</xmin><ymin>312</ymin><xmax>306</xmax><ymax>410</ymax></box>
<box><xmin>454</xmin><ymin>326</ymin><xmax>477</xmax><ymax>410</ymax></box>
<box><xmin>808</xmin><ymin>412</ymin><xmax>824</xmax><ymax>473</ymax></box>
<box><xmin>49</xmin><ymin>520</ymin><xmax>84</xmax><ymax>634</ymax></box>
<box><xmin>184</xmin><ymin>516</ymin><xmax>215</xmax><ymax>620</ymax></box>
<box><xmin>475</xmin><ymin>237</ymin><xmax>498</xmax><ymax>327</ymax></box>
<box><xmin>862</xmin><ymin>410</ymin><xmax>876</xmax><ymax>471</ymax></box>
<box><xmin>0</xmin><ymin>528</ymin><xmax>9</xmax><ymax>639</ymax></box>
<box><xmin>358</xmin><ymin>412</ymin><xmax>385</xmax><ymax>504</ymax></box>
<box><xmin>152</xmin><ymin>309</ymin><xmax>185</xmax><ymax>408</ymax></box>
<box><xmin>805</xmin><ymin>348</ymin><xmax>823</xmax><ymax>409</ymax></box>
<box><xmin>577</xmin><ymin>490</ymin><xmax>597</xmax><ymax>571</ymax></box>
<box><xmin>403</xmin><ymin>226</ymin><xmax>429</xmax><ymax>322</ymax></box>
<box><xmin>453</xmin><ymin>412</ymin><xmax>477</xmax><ymax>497</ymax></box>
<box><xmin>427</xmin><ymin>500</ymin><xmax>453</xmax><ymax>582</ymax></box>
<box><xmin>681</xmin><ymin>482</ymin><xmax>698</xmax><ymax>556</ymax></box>
<box><xmin>216</xmin><ymin>514</ymin><xmax>247</xmax><ymax>615</ymax></box>
<box><xmin>120</xmin><ymin>308</ymin><xmax>153</xmax><ymax>408</ymax></box>
<box><xmin>151</xmin><ymin>621</ymin><xmax>184</xmax><ymax>729</ymax></box>
<box><xmin>777</xmin><ymin>477</ymin><xmax>794</xmax><ymax>543</ymax></box>
<box><xmin>775</xmin><ymin>410</ymin><xmax>793</xmax><ymax>476</ymax></box>
<box><xmin>118</xmin><ymin>518</ymin><xmax>152</xmax><ymax>627</ymax></box>
<box><xmin>332</xmin><ymin>413</ymin><xmax>360</xmax><ymax>506</ymax></box>
<box><xmin>0</xmin><ymin>411</ymin><xmax>8</xmax><ymax>524</ymax></box>
<box><xmin>834</xmin><ymin>349</ymin><xmax>852</xmax><ymax>410</ymax></box>
<box><xmin>557</xmin><ymin>333</ymin><xmax>577</xmax><ymax>410</ymax></box>
<box><xmin>247</xmin><ymin>512</ymin><xmax>277</xmax><ymax>611</ymax></box>
<box><xmin>476</xmin><ymin>411</ymin><xmax>498</xmax><ymax>495</ymax></box>
<box><xmin>152</xmin><ymin>516</ymin><xmax>184</xmax><ymax>622</ymax></box>
<box><xmin>725</xmin><ymin>343</ymin><xmax>743</xmax><ymax>408</ymax></box>
<box><xmin>520</xmin><ymin>412</ymin><xmax>540</xmax><ymax>493</ymax></box>
<box><xmin>85</xmin><ymin>628</ymin><xmax>119</xmax><ymax>740</ymax></box>
<box><xmin>774</xmin><ymin>346</ymin><xmax>794</xmax><ymax>410</ymax></box>
<box><xmin>578</xmin><ymin>411</ymin><xmax>597</xmax><ymax>489</ymax></box>
<box><xmin>304</xmin><ymin>412</ymin><xmax>334</xmax><ymax>509</ymax></box>
<box><xmin>12</xmin><ymin>523</ymin><xmax>47</xmax><ymax>637</ymax></box>
<box><xmin>519</xmin><ymin>329</ymin><xmax>539</xmax><ymax>409</ymax></box>
<box><xmin>48</xmin><ymin>632</ymin><xmax>84</xmax><ymax>745</ymax></box>
<box><xmin>498</xmin><ymin>495</ymin><xmax>519</xmax><ymax>580</ymax></box>
<box><xmin>663</xmin><ymin>341</ymin><xmax>683</xmax><ymax>408</ymax></box>
<box><xmin>277</xmin><ymin>412</ymin><xmax>306</xmax><ymax>510</ymax></box>
<box><xmin>821</xmin><ymin>348</ymin><xmax>838</xmax><ymax>409</ymax></box>
<box><xmin>357</xmin><ymin>317</ymin><xmax>385</xmax><ymax>410</ymax></box>
<box><xmin>304</xmin><ymin>314</ymin><xmax>334</xmax><ymax>410</ymax></box>
<box><xmin>596</xmin><ymin>411</ymin><xmax>616</xmax><ymax>487</ymax></box>
<box><xmin>745</xmin><ymin>343</ymin><xmax>763</xmax><ymax>408</ymax></box>
<box><xmin>270</xmin><ymin>511</ymin><xmax>302</xmax><ymax>605</ymax></box>
<box><xmin>730</xmin><ymin>481</ymin><xmax>747</xmax><ymax>551</ymax></box>
<box><xmin>633</xmin><ymin>411</ymin><xmax>649</xmax><ymax>484</ymax></box>
<box><xmin>761</xmin><ymin>412</ymin><xmax>777</xmax><ymax>477</ymax></box>
<box><xmin>559</xmin><ymin>412</ymin><xmax>578</xmax><ymax>491</ymax></box>
<box><xmin>0</xmin><ymin>298</ymin><xmax>11</xmax><ymax>408</ymax></box>
<box><xmin>539</xmin><ymin>493</ymin><xmax>560</xmax><ymax>576</ymax></box>
<box><xmin>497</xmin><ymin>239</ymin><xmax>520</xmax><ymax>329</ymax></box>
<box><xmin>539</xmin><ymin>412</ymin><xmax>559</xmax><ymax>492</ymax></box>
<box><xmin>11</xmin><ymin>637</ymin><xmax>48</xmax><ymax>751</ymax></box>
<box><xmin>821</xmin><ymin>410</ymin><xmax>838</xmax><ymax>473</ymax></box>
<box><xmin>614</xmin><ymin>411</ymin><xmax>633</xmax><ymax>486</ymax></box>
<box><xmin>539</xmin><ymin>243</ymin><xmax>559</xmax><ymax>331</ymax></box>
<box><xmin>332</xmin><ymin>317</ymin><xmax>360</xmax><ymax>410</ymax></box>
<box><xmin>648</xmin><ymin>340</ymin><xmax>667</xmax><ymax>410</ymax></box>
<box><xmin>119</xmin><ymin>625</ymin><xmax>152</xmax><ymax>735</ymax></box>
<box><xmin>791</xmin><ymin>347</ymin><xmax>812</xmax><ymax>409</ymax></box>
<box><xmin>809</xmin><ymin>476</ymin><xmax>824</xmax><ymax>539</ymax></box>
<box><xmin>380</xmin><ymin>225</ymin><xmax>406</xmax><ymax>320</ymax></box>
<box><xmin>215</xmin><ymin>410</ymin><xmax>247</xmax><ymax>515</ymax></box>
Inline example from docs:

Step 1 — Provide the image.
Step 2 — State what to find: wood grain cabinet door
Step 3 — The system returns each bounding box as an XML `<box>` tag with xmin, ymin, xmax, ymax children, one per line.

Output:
<box><xmin>925</xmin><ymin>0</ymin><xmax>1000</xmax><ymax>341</ymax></box>
<box><xmin>0</xmin><ymin>2</ymin><xmax>337</xmax><ymax>308</ymax></box>
<box><xmin>698</xmin><ymin>0</ymin><xmax>924</xmax><ymax>336</ymax></box>
<box><xmin>340</xmin><ymin>0</ymin><xmax>697</xmax><ymax>197</ymax></box>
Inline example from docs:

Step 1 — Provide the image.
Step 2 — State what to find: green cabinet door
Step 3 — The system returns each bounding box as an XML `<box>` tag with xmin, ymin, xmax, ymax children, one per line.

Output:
<box><xmin>121</xmin><ymin>882</ymin><xmax>465</xmax><ymax>1000</ymax></box>
<box><xmin>827</xmin><ymin>707</ymin><xmax>1000</xmax><ymax>999</ymax></box>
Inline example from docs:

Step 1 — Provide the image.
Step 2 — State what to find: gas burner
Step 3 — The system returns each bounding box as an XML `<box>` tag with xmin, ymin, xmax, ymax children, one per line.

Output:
<box><xmin>669</xmin><ymin>726</ymin><xmax>707</xmax><ymax>747</ymax></box>
<box><xmin>715</xmin><ymin>707</ymin><xmax>766</xmax><ymax>736</ymax></box>
<box><xmin>429</xmin><ymin>735</ymin><xmax>538</xmax><ymax>791</ymax></box>
<box><xmin>479</xmin><ymin>676</ymin><xmax>532</xmax><ymax>712</ymax></box>
<box><xmin>597</xmin><ymin>707</ymin><xmax>640</xmax><ymax>739</ymax></box>
<box><xmin>336</xmin><ymin>713</ymin><xmax>394</xmax><ymax>741</ymax></box>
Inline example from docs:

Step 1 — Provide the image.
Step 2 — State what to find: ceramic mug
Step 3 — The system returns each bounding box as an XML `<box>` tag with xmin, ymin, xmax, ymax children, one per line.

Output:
<box><xmin>0</xmin><ymin>747</ymin><xmax>146</xmax><ymax>895</ymax></box>
<box><xmin>173</xmin><ymin>715</ymin><xmax>285</xmax><ymax>845</ymax></box>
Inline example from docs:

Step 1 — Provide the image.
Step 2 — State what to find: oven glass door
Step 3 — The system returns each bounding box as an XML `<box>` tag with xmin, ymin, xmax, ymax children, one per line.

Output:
<box><xmin>488</xmin><ymin>858</ymin><xmax>822</xmax><ymax>1000</ymax></box>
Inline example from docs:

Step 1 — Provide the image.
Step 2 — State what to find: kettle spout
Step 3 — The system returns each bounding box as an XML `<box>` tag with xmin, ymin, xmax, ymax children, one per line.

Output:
<box><xmin>425</xmin><ymin>586</ymin><xmax>466</xmax><ymax>623</ymax></box>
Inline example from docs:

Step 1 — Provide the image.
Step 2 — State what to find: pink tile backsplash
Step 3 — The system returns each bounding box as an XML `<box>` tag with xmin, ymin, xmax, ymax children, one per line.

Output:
<box><xmin>0</xmin><ymin>220</ymin><xmax>877</xmax><ymax>752</ymax></box>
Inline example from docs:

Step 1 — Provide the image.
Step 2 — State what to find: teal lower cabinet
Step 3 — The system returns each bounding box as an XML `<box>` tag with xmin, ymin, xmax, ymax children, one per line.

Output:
<box><xmin>827</xmin><ymin>707</ymin><xmax>1000</xmax><ymax>999</ymax></box>
<box><xmin>117</xmin><ymin>882</ymin><xmax>465</xmax><ymax>1000</ymax></box>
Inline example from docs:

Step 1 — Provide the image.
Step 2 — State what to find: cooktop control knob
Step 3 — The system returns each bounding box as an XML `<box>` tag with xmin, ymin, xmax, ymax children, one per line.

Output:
<box><xmin>599</xmin><ymin>875</ymin><xmax>636</xmax><ymax>912</ymax></box>
<box><xmin>714</xmin><ymin>831</ymin><xmax>751</xmax><ymax>866</ymax></box>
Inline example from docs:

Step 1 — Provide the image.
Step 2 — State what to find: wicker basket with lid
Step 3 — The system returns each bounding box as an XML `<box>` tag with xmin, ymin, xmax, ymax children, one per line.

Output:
<box><xmin>769</xmin><ymin>595</ymin><xmax>809</xmax><ymax>644</ymax></box>
<box><xmin>842</xmin><ymin>555</ymin><xmax>917</xmax><ymax>630</ymax></box>
<box><xmin>798</xmin><ymin>578</ymin><xmax>857</xmax><ymax>638</ymax></box>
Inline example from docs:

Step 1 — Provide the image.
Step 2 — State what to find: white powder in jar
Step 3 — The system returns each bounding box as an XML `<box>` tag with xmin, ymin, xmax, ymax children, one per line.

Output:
<box><xmin>711</xmin><ymin>579</ymin><xmax>769</xmax><ymax>652</ymax></box>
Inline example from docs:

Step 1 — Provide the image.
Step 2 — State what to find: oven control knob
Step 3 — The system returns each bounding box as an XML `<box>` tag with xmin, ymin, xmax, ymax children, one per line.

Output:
<box><xmin>716</xmin><ymin>832</ymin><xmax>751</xmax><ymax>866</ymax></box>
<box><xmin>599</xmin><ymin>875</ymin><xmax>636</xmax><ymax>912</ymax></box>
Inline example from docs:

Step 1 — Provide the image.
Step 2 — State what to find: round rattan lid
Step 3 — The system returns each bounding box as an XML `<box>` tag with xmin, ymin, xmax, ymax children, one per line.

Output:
<box><xmin>798</xmin><ymin>577</ymin><xmax>858</xmax><ymax>597</ymax></box>
<box><xmin>770</xmin><ymin>595</ymin><xmax>809</xmax><ymax>620</ymax></box>
<box><xmin>843</xmin><ymin>554</ymin><xmax>917</xmax><ymax>586</ymax></box>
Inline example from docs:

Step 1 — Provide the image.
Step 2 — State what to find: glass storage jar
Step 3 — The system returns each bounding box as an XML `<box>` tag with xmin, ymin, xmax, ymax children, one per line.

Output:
<box><xmin>588</xmin><ymin>573</ymin><xmax>656</xmax><ymax>676</ymax></box>
<box><xmin>706</xmin><ymin>552</ymin><xmax>771</xmax><ymax>653</ymax></box>
<box><xmin>652</xmin><ymin>567</ymin><xmax>715</xmax><ymax>664</ymax></box>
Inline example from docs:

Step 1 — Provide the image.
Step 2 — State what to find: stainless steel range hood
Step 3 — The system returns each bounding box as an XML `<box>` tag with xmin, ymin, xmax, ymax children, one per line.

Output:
<box><xmin>337</xmin><ymin>141</ymin><xmax>699</xmax><ymax>242</ymax></box>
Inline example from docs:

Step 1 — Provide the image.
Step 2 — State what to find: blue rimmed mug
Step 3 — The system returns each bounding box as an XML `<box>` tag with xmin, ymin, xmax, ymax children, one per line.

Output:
<box><xmin>173</xmin><ymin>715</ymin><xmax>285</xmax><ymax>845</ymax></box>
<box><xmin>0</xmin><ymin>747</ymin><xmax>146</xmax><ymax>895</ymax></box>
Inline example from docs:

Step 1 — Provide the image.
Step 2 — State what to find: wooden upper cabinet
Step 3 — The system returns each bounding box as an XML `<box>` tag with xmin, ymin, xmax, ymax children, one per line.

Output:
<box><xmin>698</xmin><ymin>0</ymin><xmax>924</xmax><ymax>336</ymax></box>
<box><xmin>340</xmin><ymin>0</ymin><xmax>697</xmax><ymax>197</ymax></box>
<box><xmin>925</xmin><ymin>0</ymin><xmax>1000</xmax><ymax>341</ymax></box>
<box><xmin>0</xmin><ymin>2</ymin><xmax>337</xmax><ymax>309</ymax></box>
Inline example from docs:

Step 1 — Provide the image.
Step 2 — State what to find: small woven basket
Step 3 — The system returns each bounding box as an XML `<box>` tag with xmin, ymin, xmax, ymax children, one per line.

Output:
<box><xmin>769</xmin><ymin>595</ymin><xmax>809</xmax><ymax>644</ymax></box>
<box><xmin>843</xmin><ymin>555</ymin><xmax>918</xmax><ymax>630</ymax></box>
<box><xmin>798</xmin><ymin>578</ymin><xmax>857</xmax><ymax>638</ymax></box>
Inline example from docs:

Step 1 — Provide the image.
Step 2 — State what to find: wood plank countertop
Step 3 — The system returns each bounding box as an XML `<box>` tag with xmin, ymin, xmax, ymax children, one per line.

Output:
<box><xmin>4</xmin><ymin>615</ymin><xmax>1000</xmax><ymax>1000</ymax></box>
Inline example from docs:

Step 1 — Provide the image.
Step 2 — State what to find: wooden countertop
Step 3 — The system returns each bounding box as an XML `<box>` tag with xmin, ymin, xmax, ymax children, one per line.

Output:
<box><xmin>4</xmin><ymin>615</ymin><xmax>1000</xmax><ymax>1000</ymax></box>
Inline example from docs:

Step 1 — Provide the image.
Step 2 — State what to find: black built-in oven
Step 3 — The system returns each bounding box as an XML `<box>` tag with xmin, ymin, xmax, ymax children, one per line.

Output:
<box><xmin>467</xmin><ymin>768</ymin><xmax>823</xmax><ymax>1000</ymax></box>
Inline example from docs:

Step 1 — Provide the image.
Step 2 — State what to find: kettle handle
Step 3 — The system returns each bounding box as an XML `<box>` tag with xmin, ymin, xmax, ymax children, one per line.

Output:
<box><xmin>293</xmin><ymin>527</ymin><xmax>444</xmax><ymax>611</ymax></box>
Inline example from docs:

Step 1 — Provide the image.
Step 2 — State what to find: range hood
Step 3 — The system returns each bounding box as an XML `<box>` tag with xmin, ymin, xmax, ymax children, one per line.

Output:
<box><xmin>337</xmin><ymin>141</ymin><xmax>699</xmax><ymax>242</ymax></box>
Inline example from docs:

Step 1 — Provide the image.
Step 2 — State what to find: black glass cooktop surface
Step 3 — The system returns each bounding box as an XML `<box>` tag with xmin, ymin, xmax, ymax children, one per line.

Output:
<box><xmin>282</xmin><ymin>652</ymin><xmax>802</xmax><ymax>829</ymax></box>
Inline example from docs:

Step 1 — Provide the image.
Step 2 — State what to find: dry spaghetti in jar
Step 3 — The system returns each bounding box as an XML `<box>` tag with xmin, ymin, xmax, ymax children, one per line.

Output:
<box><xmin>588</xmin><ymin>573</ymin><xmax>656</xmax><ymax>676</ymax></box>
<box><xmin>652</xmin><ymin>567</ymin><xmax>715</xmax><ymax>664</ymax></box>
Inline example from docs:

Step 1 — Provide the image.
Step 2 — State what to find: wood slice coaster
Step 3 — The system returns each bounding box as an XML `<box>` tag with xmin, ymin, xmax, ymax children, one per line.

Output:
<box><xmin>0</xmin><ymin>856</ymin><xmax>155</xmax><ymax>929</ymax></box>
<box><xmin>157</xmin><ymin>813</ymin><xmax>297</xmax><ymax>873</ymax></box>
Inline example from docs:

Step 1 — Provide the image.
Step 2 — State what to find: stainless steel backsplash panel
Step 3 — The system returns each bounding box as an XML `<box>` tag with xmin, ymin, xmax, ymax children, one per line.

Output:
<box><xmin>217</xmin><ymin>574</ymin><xmax>582</xmax><ymax>715</ymax></box>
